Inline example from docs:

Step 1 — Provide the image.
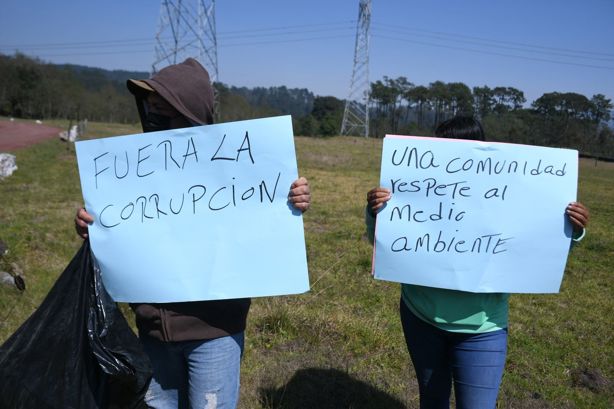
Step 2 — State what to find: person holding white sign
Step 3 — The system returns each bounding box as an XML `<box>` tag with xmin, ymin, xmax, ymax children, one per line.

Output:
<box><xmin>365</xmin><ymin>116</ymin><xmax>590</xmax><ymax>409</ymax></box>
<box><xmin>75</xmin><ymin>58</ymin><xmax>311</xmax><ymax>409</ymax></box>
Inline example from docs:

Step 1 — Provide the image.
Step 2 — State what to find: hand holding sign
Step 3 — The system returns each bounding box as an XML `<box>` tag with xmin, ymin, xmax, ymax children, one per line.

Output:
<box><xmin>366</xmin><ymin>187</ymin><xmax>391</xmax><ymax>215</ymax></box>
<box><xmin>565</xmin><ymin>202</ymin><xmax>590</xmax><ymax>234</ymax></box>
<box><xmin>75</xmin><ymin>207</ymin><xmax>94</xmax><ymax>239</ymax></box>
<box><xmin>288</xmin><ymin>177</ymin><xmax>311</xmax><ymax>212</ymax></box>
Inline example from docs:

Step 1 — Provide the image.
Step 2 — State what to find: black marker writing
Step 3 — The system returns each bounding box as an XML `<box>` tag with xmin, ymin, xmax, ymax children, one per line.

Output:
<box><xmin>391</xmin><ymin>231</ymin><xmax>512</xmax><ymax>254</ymax></box>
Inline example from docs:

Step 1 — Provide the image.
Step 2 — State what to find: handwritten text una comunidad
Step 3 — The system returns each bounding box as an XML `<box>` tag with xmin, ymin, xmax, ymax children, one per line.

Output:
<box><xmin>89</xmin><ymin>131</ymin><xmax>283</xmax><ymax>228</ymax></box>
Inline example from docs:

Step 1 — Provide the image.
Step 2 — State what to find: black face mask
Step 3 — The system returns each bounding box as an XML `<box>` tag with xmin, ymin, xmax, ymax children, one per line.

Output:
<box><xmin>142</xmin><ymin>111</ymin><xmax>172</xmax><ymax>133</ymax></box>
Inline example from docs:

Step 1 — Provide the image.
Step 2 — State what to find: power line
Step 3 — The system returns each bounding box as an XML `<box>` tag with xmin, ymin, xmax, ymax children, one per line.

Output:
<box><xmin>0</xmin><ymin>33</ymin><xmax>355</xmax><ymax>53</ymax></box>
<box><xmin>0</xmin><ymin>38</ymin><xmax>154</xmax><ymax>48</ymax></box>
<box><xmin>2</xmin><ymin>19</ymin><xmax>612</xmax><ymax>72</ymax></box>
<box><xmin>219</xmin><ymin>25</ymin><xmax>355</xmax><ymax>41</ymax></box>
<box><xmin>372</xmin><ymin>25</ymin><xmax>614</xmax><ymax>62</ymax></box>
<box><xmin>373</xmin><ymin>34</ymin><xmax>614</xmax><ymax>71</ymax></box>
<box><xmin>220</xmin><ymin>34</ymin><xmax>354</xmax><ymax>48</ymax></box>
<box><xmin>0</xmin><ymin>21</ymin><xmax>355</xmax><ymax>49</ymax></box>
<box><xmin>219</xmin><ymin>20</ymin><xmax>355</xmax><ymax>35</ymax></box>
<box><xmin>0</xmin><ymin>41</ymin><xmax>155</xmax><ymax>52</ymax></box>
<box><xmin>372</xmin><ymin>22</ymin><xmax>614</xmax><ymax>58</ymax></box>
<box><xmin>8</xmin><ymin>19</ymin><xmax>610</xmax><ymax>60</ymax></box>
<box><xmin>14</xmin><ymin>49</ymin><xmax>155</xmax><ymax>58</ymax></box>
<box><xmin>0</xmin><ymin>27</ymin><xmax>356</xmax><ymax>57</ymax></box>
<box><xmin>7</xmin><ymin>33</ymin><xmax>355</xmax><ymax>59</ymax></box>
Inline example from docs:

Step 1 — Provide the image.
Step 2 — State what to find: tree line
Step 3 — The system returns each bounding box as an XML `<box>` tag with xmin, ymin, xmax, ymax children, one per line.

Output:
<box><xmin>1</xmin><ymin>53</ymin><xmax>612</xmax><ymax>158</ymax></box>
<box><xmin>365</xmin><ymin>76</ymin><xmax>613</xmax><ymax>159</ymax></box>
<box><xmin>0</xmin><ymin>53</ymin><xmax>140</xmax><ymax>123</ymax></box>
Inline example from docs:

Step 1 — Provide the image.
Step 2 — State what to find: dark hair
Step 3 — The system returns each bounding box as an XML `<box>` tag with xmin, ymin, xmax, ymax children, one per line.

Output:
<box><xmin>434</xmin><ymin>116</ymin><xmax>485</xmax><ymax>141</ymax></box>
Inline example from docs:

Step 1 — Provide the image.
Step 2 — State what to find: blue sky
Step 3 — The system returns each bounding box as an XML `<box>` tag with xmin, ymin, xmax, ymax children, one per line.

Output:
<box><xmin>1</xmin><ymin>0</ymin><xmax>613</xmax><ymax>105</ymax></box>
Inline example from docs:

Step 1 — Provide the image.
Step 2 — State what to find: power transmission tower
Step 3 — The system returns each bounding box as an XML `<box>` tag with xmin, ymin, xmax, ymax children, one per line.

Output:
<box><xmin>340</xmin><ymin>0</ymin><xmax>371</xmax><ymax>137</ymax></box>
<box><xmin>153</xmin><ymin>0</ymin><xmax>220</xmax><ymax>118</ymax></box>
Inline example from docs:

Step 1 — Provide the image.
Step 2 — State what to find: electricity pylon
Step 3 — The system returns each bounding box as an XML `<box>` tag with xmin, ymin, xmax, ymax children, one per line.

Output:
<box><xmin>340</xmin><ymin>0</ymin><xmax>371</xmax><ymax>137</ymax></box>
<box><xmin>153</xmin><ymin>0</ymin><xmax>219</xmax><ymax>118</ymax></box>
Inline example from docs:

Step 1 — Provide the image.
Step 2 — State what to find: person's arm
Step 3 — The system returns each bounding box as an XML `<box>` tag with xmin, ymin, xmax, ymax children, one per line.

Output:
<box><xmin>566</xmin><ymin>201</ymin><xmax>590</xmax><ymax>242</ymax></box>
<box><xmin>288</xmin><ymin>177</ymin><xmax>311</xmax><ymax>212</ymax></box>
<box><xmin>365</xmin><ymin>187</ymin><xmax>391</xmax><ymax>244</ymax></box>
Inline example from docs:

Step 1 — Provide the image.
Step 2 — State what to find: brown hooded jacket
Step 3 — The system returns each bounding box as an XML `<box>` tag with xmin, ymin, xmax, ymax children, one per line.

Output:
<box><xmin>127</xmin><ymin>58</ymin><xmax>250</xmax><ymax>342</ymax></box>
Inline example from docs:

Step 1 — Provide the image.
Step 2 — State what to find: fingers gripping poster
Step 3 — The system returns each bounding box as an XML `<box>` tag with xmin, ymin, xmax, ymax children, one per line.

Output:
<box><xmin>76</xmin><ymin>116</ymin><xmax>309</xmax><ymax>302</ymax></box>
<box><xmin>373</xmin><ymin>135</ymin><xmax>578</xmax><ymax>293</ymax></box>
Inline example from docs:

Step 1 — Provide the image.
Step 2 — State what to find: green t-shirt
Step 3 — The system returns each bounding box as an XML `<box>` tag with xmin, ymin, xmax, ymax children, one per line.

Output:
<box><xmin>401</xmin><ymin>284</ymin><xmax>509</xmax><ymax>333</ymax></box>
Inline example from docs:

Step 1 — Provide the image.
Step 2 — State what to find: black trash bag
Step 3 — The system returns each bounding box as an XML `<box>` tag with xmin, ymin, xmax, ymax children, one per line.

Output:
<box><xmin>0</xmin><ymin>240</ymin><xmax>152</xmax><ymax>409</ymax></box>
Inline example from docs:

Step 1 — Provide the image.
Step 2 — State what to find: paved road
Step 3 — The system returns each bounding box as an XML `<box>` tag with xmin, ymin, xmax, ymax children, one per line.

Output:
<box><xmin>0</xmin><ymin>120</ymin><xmax>62</xmax><ymax>151</ymax></box>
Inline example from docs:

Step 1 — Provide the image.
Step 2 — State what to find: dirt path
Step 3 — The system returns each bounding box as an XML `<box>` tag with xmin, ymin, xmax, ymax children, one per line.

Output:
<box><xmin>0</xmin><ymin>120</ymin><xmax>63</xmax><ymax>151</ymax></box>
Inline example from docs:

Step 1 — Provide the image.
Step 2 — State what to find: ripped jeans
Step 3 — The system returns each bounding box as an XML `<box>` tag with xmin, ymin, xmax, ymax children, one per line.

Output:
<box><xmin>141</xmin><ymin>332</ymin><xmax>244</xmax><ymax>409</ymax></box>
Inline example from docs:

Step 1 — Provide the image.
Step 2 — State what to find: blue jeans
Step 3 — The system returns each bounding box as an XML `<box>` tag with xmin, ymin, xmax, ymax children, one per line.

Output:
<box><xmin>141</xmin><ymin>332</ymin><xmax>244</xmax><ymax>409</ymax></box>
<box><xmin>400</xmin><ymin>299</ymin><xmax>507</xmax><ymax>409</ymax></box>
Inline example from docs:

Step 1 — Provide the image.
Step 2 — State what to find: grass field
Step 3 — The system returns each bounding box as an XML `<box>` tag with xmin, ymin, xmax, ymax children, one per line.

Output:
<box><xmin>0</xmin><ymin>119</ymin><xmax>612</xmax><ymax>408</ymax></box>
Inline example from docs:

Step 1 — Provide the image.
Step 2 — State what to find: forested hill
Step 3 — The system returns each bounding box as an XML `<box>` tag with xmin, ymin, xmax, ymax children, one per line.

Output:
<box><xmin>0</xmin><ymin>53</ymin><xmax>316</xmax><ymax>125</ymax></box>
<box><xmin>57</xmin><ymin>64</ymin><xmax>149</xmax><ymax>92</ymax></box>
<box><xmin>1</xmin><ymin>53</ymin><xmax>613</xmax><ymax>158</ymax></box>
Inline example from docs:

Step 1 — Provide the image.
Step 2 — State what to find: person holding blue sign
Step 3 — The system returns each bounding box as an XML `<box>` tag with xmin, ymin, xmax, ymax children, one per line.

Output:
<box><xmin>75</xmin><ymin>58</ymin><xmax>311</xmax><ymax>409</ymax></box>
<box><xmin>365</xmin><ymin>116</ymin><xmax>590</xmax><ymax>409</ymax></box>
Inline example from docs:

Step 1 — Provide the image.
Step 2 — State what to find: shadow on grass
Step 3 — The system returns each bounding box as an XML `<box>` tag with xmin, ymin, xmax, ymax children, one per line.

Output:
<box><xmin>258</xmin><ymin>368</ymin><xmax>405</xmax><ymax>409</ymax></box>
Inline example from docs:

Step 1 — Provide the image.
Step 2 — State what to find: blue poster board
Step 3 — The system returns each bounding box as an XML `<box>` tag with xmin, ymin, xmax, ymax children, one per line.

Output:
<box><xmin>374</xmin><ymin>135</ymin><xmax>578</xmax><ymax>293</ymax></box>
<box><xmin>75</xmin><ymin>116</ymin><xmax>309</xmax><ymax>302</ymax></box>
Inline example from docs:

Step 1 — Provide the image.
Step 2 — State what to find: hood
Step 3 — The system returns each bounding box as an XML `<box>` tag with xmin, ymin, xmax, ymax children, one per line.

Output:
<box><xmin>127</xmin><ymin>58</ymin><xmax>215</xmax><ymax>126</ymax></box>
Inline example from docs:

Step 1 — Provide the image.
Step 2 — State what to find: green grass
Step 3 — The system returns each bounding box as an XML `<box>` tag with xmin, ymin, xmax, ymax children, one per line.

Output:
<box><xmin>1</xmin><ymin>120</ymin><xmax>612</xmax><ymax>408</ymax></box>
